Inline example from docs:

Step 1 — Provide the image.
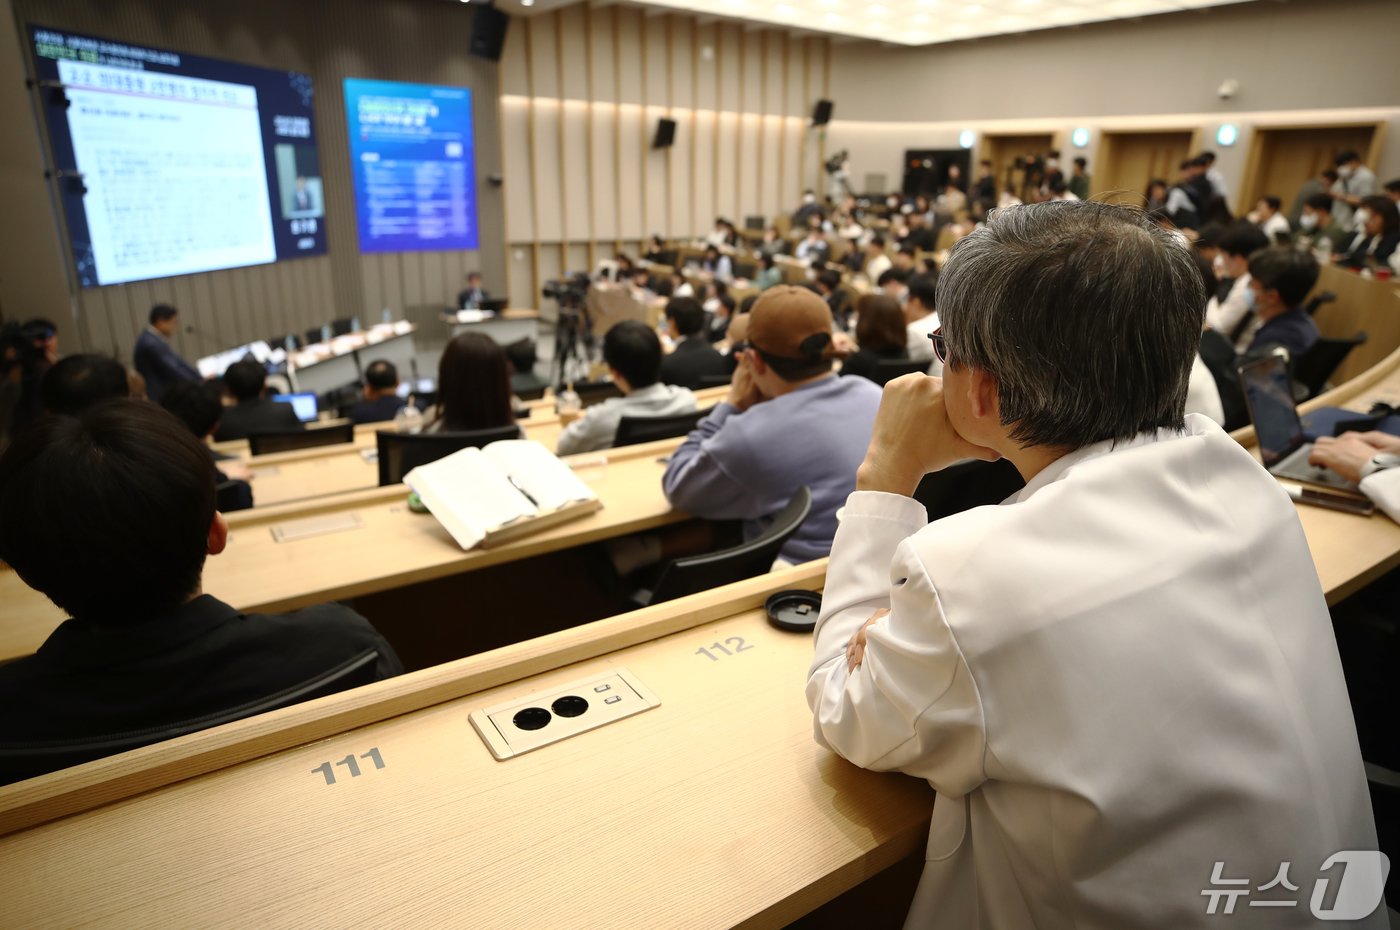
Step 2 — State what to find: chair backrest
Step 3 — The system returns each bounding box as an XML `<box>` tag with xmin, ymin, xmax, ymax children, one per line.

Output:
<box><xmin>696</xmin><ymin>373</ymin><xmax>732</xmax><ymax>389</ymax></box>
<box><xmin>0</xmin><ymin>649</ymin><xmax>382</xmax><ymax>786</ymax></box>
<box><xmin>871</xmin><ymin>357</ymin><xmax>932</xmax><ymax>387</ymax></box>
<box><xmin>248</xmin><ymin>422</ymin><xmax>355</xmax><ymax>456</ymax></box>
<box><xmin>1293</xmin><ymin>331</ymin><xmax>1367</xmax><ymax>400</ymax></box>
<box><xmin>644</xmin><ymin>487</ymin><xmax>812</xmax><ymax>606</ymax></box>
<box><xmin>613</xmin><ymin>407</ymin><xmax>711</xmax><ymax>448</ymax></box>
<box><xmin>1304</xmin><ymin>290</ymin><xmax>1337</xmax><ymax>317</ymax></box>
<box><xmin>330</xmin><ymin>317</ymin><xmax>355</xmax><ymax>337</ymax></box>
<box><xmin>912</xmin><ymin>458</ymin><xmax>1025</xmax><ymax>522</ymax></box>
<box><xmin>376</xmin><ymin>425</ymin><xmax>521</xmax><ymax>486</ymax></box>
<box><xmin>574</xmin><ymin>380</ymin><xmax>624</xmax><ymax>408</ymax></box>
<box><xmin>215</xmin><ymin>479</ymin><xmax>253</xmax><ymax>513</ymax></box>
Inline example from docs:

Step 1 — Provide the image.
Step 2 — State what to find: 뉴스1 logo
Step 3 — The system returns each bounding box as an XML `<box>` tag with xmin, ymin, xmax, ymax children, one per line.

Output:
<box><xmin>1202</xmin><ymin>852</ymin><xmax>1390</xmax><ymax>919</ymax></box>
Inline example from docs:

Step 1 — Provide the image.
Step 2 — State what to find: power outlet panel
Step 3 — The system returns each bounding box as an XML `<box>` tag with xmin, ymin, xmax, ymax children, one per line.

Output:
<box><xmin>469</xmin><ymin>667</ymin><xmax>660</xmax><ymax>760</ymax></box>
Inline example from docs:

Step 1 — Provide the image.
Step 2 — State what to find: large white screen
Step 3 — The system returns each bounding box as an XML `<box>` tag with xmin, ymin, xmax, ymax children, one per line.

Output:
<box><xmin>57</xmin><ymin>60</ymin><xmax>277</xmax><ymax>286</ymax></box>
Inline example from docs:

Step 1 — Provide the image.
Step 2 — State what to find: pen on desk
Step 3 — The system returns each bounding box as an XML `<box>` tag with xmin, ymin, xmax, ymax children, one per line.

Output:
<box><xmin>507</xmin><ymin>476</ymin><xmax>539</xmax><ymax>507</ymax></box>
<box><xmin>1282</xmin><ymin>483</ymin><xmax>1374</xmax><ymax>516</ymax></box>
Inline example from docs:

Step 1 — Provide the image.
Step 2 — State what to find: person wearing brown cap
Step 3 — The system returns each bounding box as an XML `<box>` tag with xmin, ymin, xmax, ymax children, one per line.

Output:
<box><xmin>661</xmin><ymin>285</ymin><xmax>882</xmax><ymax>564</ymax></box>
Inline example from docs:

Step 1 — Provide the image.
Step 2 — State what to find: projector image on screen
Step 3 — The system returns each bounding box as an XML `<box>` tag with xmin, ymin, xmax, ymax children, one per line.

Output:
<box><xmin>344</xmin><ymin>78</ymin><xmax>480</xmax><ymax>254</ymax></box>
<box><xmin>29</xmin><ymin>27</ymin><xmax>328</xmax><ymax>287</ymax></box>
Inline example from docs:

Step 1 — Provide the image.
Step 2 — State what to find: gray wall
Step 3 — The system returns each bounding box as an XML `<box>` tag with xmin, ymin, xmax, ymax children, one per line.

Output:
<box><xmin>0</xmin><ymin>0</ymin><xmax>506</xmax><ymax>361</ymax></box>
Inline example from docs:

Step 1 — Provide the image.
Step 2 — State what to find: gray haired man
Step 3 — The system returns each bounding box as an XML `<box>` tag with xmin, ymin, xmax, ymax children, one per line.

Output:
<box><xmin>808</xmin><ymin>201</ymin><xmax>1382</xmax><ymax>928</ymax></box>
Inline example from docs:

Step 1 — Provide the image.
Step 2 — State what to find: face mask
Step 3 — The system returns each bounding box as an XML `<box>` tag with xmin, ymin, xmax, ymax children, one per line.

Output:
<box><xmin>1212</xmin><ymin>253</ymin><xmax>1227</xmax><ymax>276</ymax></box>
<box><xmin>1338</xmin><ymin>166</ymin><xmax>1355</xmax><ymax>179</ymax></box>
<box><xmin>1300</xmin><ymin>212</ymin><xmax>1319</xmax><ymax>230</ymax></box>
<box><xmin>1355</xmin><ymin>209</ymin><xmax>1372</xmax><ymax>227</ymax></box>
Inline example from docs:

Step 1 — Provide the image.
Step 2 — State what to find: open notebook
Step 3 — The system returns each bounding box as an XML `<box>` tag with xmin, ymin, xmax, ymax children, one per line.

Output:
<box><xmin>404</xmin><ymin>440</ymin><xmax>602</xmax><ymax>550</ymax></box>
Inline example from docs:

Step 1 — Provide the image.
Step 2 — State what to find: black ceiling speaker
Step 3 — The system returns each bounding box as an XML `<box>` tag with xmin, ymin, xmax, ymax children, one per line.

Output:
<box><xmin>812</xmin><ymin>99</ymin><xmax>833</xmax><ymax>126</ymax></box>
<box><xmin>653</xmin><ymin>117</ymin><xmax>677</xmax><ymax>149</ymax></box>
<box><xmin>470</xmin><ymin>3</ymin><xmax>510</xmax><ymax>62</ymax></box>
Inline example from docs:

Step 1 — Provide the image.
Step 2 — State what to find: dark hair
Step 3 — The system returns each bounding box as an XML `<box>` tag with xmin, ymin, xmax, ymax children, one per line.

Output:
<box><xmin>854</xmin><ymin>294</ymin><xmax>906</xmax><ymax>351</ymax></box>
<box><xmin>761</xmin><ymin>253</ymin><xmax>776</xmax><ymax>270</ymax></box>
<box><xmin>738</xmin><ymin>295</ymin><xmax>759</xmax><ymax>315</ymax></box>
<box><xmin>1146</xmin><ymin>208</ymin><xmax>1175</xmax><ymax>228</ymax></box>
<box><xmin>906</xmin><ymin>273</ymin><xmax>937</xmax><ymax>310</ymax></box>
<box><xmin>1260</xmin><ymin>195</ymin><xmax>1282</xmax><ymax>211</ymax></box>
<box><xmin>1195</xmin><ymin>222</ymin><xmax>1226</xmax><ymax>248</ymax></box>
<box><xmin>717</xmin><ymin>293</ymin><xmax>737</xmax><ymax>314</ymax></box>
<box><xmin>149</xmin><ymin>304</ymin><xmax>179</xmax><ymax>326</ymax></box>
<box><xmin>466</xmin><ymin>270</ymin><xmax>482</xmax><ymax>281</ymax></box>
<box><xmin>1362</xmin><ymin>195</ymin><xmax>1400</xmax><ymax>236</ymax></box>
<box><xmin>869</xmin><ymin>235</ymin><xmax>886</xmax><ymax>249</ymax></box>
<box><xmin>504</xmin><ymin>338</ymin><xmax>537</xmax><ymax>375</ymax></box>
<box><xmin>39</xmin><ymin>354</ymin><xmax>130</xmax><ymax>415</ymax></box>
<box><xmin>22</xmin><ymin>318</ymin><xmax>56</xmax><ymax>343</ymax></box>
<box><xmin>938</xmin><ymin>201</ymin><xmax>1204</xmax><ymax>449</ymax></box>
<box><xmin>1049</xmin><ymin>176</ymin><xmax>1068</xmax><ymax>195</ymax></box>
<box><xmin>0</xmin><ymin>400</ymin><xmax>216</xmax><ymax>623</ymax></box>
<box><xmin>1073</xmin><ymin>157</ymin><xmax>1087</xmax><ymax>169</ymax></box>
<box><xmin>1304</xmin><ymin>193</ymin><xmax>1335</xmax><ymax>215</ymax></box>
<box><xmin>1178</xmin><ymin>159</ymin><xmax>1195</xmax><ymax>171</ymax></box>
<box><xmin>1384</xmin><ymin>178</ymin><xmax>1400</xmax><ymax>195</ymax></box>
<box><xmin>364</xmin><ymin>359</ymin><xmax>398</xmax><ymax>390</ymax></box>
<box><xmin>1335</xmin><ymin>150</ymin><xmax>1360</xmax><ymax>166</ymax></box>
<box><xmin>665</xmin><ymin>297</ymin><xmax>706</xmax><ymax>337</ymax></box>
<box><xmin>1248</xmin><ymin>247</ymin><xmax>1320</xmax><ymax>308</ymax></box>
<box><xmin>159</xmin><ymin>379</ymin><xmax>224</xmax><ymax>438</ymax></box>
<box><xmin>1198</xmin><ymin>151</ymin><xmax>1216</xmax><ymax>163</ymax></box>
<box><xmin>755</xmin><ymin>347</ymin><xmax>831</xmax><ymax>383</ymax></box>
<box><xmin>876</xmin><ymin>268</ymin><xmax>909</xmax><ymax>288</ymax></box>
<box><xmin>816</xmin><ymin>268</ymin><xmax>842</xmax><ymax>292</ymax></box>
<box><xmin>603</xmin><ymin>320</ymin><xmax>662</xmax><ymax>389</ymax></box>
<box><xmin>1217</xmin><ymin>222</ymin><xmax>1270</xmax><ymax>259</ymax></box>
<box><xmin>222</xmin><ymin>360</ymin><xmax>267</xmax><ymax>402</ymax></box>
<box><xmin>435</xmin><ymin>332</ymin><xmax>515</xmax><ymax>431</ymax></box>
<box><xmin>1321</xmin><ymin>168</ymin><xmax>1338</xmax><ymax>182</ymax></box>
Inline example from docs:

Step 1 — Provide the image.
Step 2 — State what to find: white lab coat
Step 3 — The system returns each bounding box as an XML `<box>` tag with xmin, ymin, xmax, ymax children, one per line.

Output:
<box><xmin>808</xmin><ymin>415</ymin><xmax>1381</xmax><ymax>929</ymax></box>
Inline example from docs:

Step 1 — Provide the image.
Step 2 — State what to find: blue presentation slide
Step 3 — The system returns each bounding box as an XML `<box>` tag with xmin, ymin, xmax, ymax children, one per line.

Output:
<box><xmin>30</xmin><ymin>27</ymin><xmax>327</xmax><ymax>288</ymax></box>
<box><xmin>344</xmin><ymin>78</ymin><xmax>479</xmax><ymax>253</ymax></box>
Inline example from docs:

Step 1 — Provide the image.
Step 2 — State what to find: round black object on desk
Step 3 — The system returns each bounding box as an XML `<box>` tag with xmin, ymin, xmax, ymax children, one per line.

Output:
<box><xmin>765</xmin><ymin>589</ymin><xmax>822</xmax><ymax>632</ymax></box>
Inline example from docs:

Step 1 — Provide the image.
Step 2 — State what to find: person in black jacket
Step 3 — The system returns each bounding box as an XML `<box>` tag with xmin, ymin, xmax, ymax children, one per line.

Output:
<box><xmin>839</xmin><ymin>293</ymin><xmax>911</xmax><ymax>383</ymax></box>
<box><xmin>349</xmin><ymin>360</ymin><xmax>408</xmax><ymax>425</ymax></box>
<box><xmin>1337</xmin><ymin>196</ymin><xmax>1400</xmax><ymax>270</ymax></box>
<box><xmin>658</xmin><ymin>297</ymin><xmax>728</xmax><ymax>390</ymax></box>
<box><xmin>214</xmin><ymin>360</ymin><xmax>303</xmax><ymax>442</ymax></box>
<box><xmin>0</xmin><ymin>400</ymin><xmax>402</xmax><ymax>783</ymax></box>
<box><xmin>160</xmin><ymin>380</ymin><xmax>255</xmax><ymax>511</ymax></box>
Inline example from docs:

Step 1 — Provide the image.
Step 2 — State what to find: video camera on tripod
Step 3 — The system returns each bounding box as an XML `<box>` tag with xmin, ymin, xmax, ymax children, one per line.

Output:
<box><xmin>543</xmin><ymin>272</ymin><xmax>595</xmax><ymax>387</ymax></box>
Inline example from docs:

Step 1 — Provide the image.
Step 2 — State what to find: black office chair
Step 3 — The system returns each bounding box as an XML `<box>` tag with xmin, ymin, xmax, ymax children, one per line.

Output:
<box><xmin>304</xmin><ymin>326</ymin><xmax>326</xmax><ymax>346</ymax></box>
<box><xmin>0</xmin><ymin>649</ymin><xmax>383</xmax><ymax>786</ymax></box>
<box><xmin>613</xmin><ymin>407</ymin><xmax>711</xmax><ymax>447</ymax></box>
<box><xmin>632</xmin><ymin>487</ymin><xmax>812</xmax><ymax>608</ymax></box>
<box><xmin>375</xmin><ymin>425</ymin><xmax>521</xmax><ymax>486</ymax></box>
<box><xmin>913</xmin><ymin>458</ymin><xmax>1025</xmax><ymax>522</ymax></box>
<box><xmin>215</xmin><ymin>479</ymin><xmax>254</xmax><ymax>513</ymax></box>
<box><xmin>573</xmin><ymin>380</ymin><xmax>624</xmax><ymax>408</ymax></box>
<box><xmin>871</xmin><ymin>357</ymin><xmax>932</xmax><ymax>387</ymax></box>
<box><xmin>732</xmin><ymin>261</ymin><xmax>757</xmax><ymax>280</ymax></box>
<box><xmin>1293</xmin><ymin>331</ymin><xmax>1367</xmax><ymax>400</ymax></box>
<box><xmin>248</xmin><ymin>423</ymin><xmax>355</xmax><ymax>456</ymax></box>
<box><xmin>1303</xmin><ymin>290</ymin><xmax>1337</xmax><ymax>317</ymax></box>
<box><xmin>696</xmin><ymin>373</ymin><xmax>732</xmax><ymax>388</ymax></box>
<box><xmin>330</xmin><ymin>317</ymin><xmax>355</xmax><ymax>337</ymax></box>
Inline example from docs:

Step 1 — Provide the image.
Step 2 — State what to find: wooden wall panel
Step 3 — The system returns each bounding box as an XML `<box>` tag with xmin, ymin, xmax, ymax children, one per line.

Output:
<box><xmin>590</xmin><ymin>106</ymin><xmax>620</xmax><ymax>242</ymax></box>
<box><xmin>617</xmin><ymin>106</ymin><xmax>646</xmax><ymax>241</ymax></box>
<box><xmin>501</xmin><ymin>99</ymin><xmax>536</xmax><ymax>242</ymax></box>
<box><xmin>558</xmin><ymin>6</ymin><xmax>589</xmax><ymax>103</ymax></box>
<box><xmin>587</xmin><ymin>6</ymin><xmax>618</xmax><ymax>106</ymax></box>
<box><xmin>692</xmin><ymin>113</ymin><xmax>717</xmax><ymax>239</ymax></box>
<box><xmin>530</xmin><ymin>100</ymin><xmax>565</xmax><ymax>242</ymax></box>
<box><xmin>562</xmin><ymin>102</ymin><xmax>593</xmax><ymax>243</ymax></box>
<box><xmin>615</xmin><ymin>9</ymin><xmax>644</xmax><ymax>108</ymax></box>
<box><xmin>644</xmin><ymin>106</ymin><xmax>670</xmax><ymax>236</ymax></box>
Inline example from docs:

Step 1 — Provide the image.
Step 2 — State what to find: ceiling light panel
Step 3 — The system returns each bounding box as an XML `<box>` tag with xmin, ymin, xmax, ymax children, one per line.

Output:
<box><xmin>624</xmin><ymin>0</ymin><xmax>1266</xmax><ymax>47</ymax></box>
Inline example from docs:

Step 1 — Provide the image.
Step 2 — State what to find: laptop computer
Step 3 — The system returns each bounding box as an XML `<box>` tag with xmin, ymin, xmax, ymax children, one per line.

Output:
<box><xmin>271</xmin><ymin>392</ymin><xmax>319</xmax><ymax>424</ymax></box>
<box><xmin>478</xmin><ymin>298</ymin><xmax>509</xmax><ymax>314</ymax></box>
<box><xmin>1238</xmin><ymin>355</ymin><xmax>1360</xmax><ymax>493</ymax></box>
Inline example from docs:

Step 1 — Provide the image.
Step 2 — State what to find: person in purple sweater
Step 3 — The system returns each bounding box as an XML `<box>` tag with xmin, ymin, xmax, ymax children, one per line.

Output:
<box><xmin>663</xmin><ymin>286</ymin><xmax>882</xmax><ymax>564</ymax></box>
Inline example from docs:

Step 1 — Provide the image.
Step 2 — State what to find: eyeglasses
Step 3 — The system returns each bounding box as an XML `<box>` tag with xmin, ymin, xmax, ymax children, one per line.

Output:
<box><xmin>928</xmin><ymin>327</ymin><xmax>947</xmax><ymax>366</ymax></box>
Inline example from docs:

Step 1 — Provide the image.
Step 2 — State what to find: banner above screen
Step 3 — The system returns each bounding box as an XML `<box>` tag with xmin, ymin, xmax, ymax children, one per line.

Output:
<box><xmin>344</xmin><ymin>78</ymin><xmax>480</xmax><ymax>254</ymax></box>
<box><xmin>30</xmin><ymin>27</ymin><xmax>328</xmax><ymax>288</ymax></box>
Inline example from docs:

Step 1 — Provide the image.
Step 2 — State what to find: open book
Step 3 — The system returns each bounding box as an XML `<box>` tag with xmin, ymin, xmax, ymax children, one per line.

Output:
<box><xmin>404</xmin><ymin>440</ymin><xmax>602</xmax><ymax>550</ymax></box>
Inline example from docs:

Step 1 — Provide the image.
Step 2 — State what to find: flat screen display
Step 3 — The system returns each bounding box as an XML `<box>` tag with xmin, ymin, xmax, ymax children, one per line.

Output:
<box><xmin>30</xmin><ymin>27</ymin><xmax>327</xmax><ymax>287</ymax></box>
<box><xmin>343</xmin><ymin>78</ymin><xmax>479</xmax><ymax>253</ymax></box>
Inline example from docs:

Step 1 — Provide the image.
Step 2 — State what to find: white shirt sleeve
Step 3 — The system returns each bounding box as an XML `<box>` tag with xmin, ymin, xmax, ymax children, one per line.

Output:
<box><xmin>1206</xmin><ymin>274</ymin><xmax>1253</xmax><ymax>336</ymax></box>
<box><xmin>807</xmin><ymin>491</ymin><xmax>988</xmax><ymax>795</ymax></box>
<box><xmin>1360</xmin><ymin>467</ymin><xmax>1400</xmax><ymax>524</ymax></box>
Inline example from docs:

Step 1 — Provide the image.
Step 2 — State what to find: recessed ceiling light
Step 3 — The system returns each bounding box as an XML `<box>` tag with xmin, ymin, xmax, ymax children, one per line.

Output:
<box><xmin>520</xmin><ymin>0</ymin><xmax>534</xmax><ymax>5</ymax></box>
<box><xmin>868</xmin><ymin>4</ymin><xmax>887</xmax><ymax>16</ymax></box>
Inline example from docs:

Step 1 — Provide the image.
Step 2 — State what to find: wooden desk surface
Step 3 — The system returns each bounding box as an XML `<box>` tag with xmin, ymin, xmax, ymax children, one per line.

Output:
<box><xmin>0</xmin><ymin>440</ymin><xmax>686</xmax><ymax>663</ymax></box>
<box><xmin>1310</xmin><ymin>263</ymin><xmax>1400</xmax><ymax>383</ymax></box>
<box><xmin>0</xmin><ymin>564</ymin><xmax>933</xmax><ymax>929</ymax></box>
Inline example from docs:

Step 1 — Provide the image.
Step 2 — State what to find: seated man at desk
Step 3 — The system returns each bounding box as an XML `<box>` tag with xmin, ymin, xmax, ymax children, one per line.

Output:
<box><xmin>556</xmin><ymin>321</ymin><xmax>696</xmax><ymax>456</ymax></box>
<box><xmin>657</xmin><ymin>297</ymin><xmax>727</xmax><ymax>391</ymax></box>
<box><xmin>808</xmin><ymin>202</ymin><xmax>1379</xmax><ymax>929</ymax></box>
<box><xmin>349</xmin><ymin>360</ymin><xmax>407</xmax><ymax>425</ymax></box>
<box><xmin>214</xmin><ymin>359</ymin><xmax>304</xmax><ymax>442</ymax></box>
<box><xmin>663</xmin><ymin>286</ymin><xmax>882</xmax><ymax>564</ymax></box>
<box><xmin>457</xmin><ymin>271</ymin><xmax>488</xmax><ymax>310</ymax></box>
<box><xmin>0</xmin><ymin>400</ymin><xmax>403</xmax><ymax>784</ymax></box>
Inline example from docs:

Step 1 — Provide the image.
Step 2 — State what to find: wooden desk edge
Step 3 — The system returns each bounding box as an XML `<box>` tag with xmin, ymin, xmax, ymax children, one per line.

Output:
<box><xmin>0</xmin><ymin>560</ymin><xmax>828</xmax><ymax>836</ymax></box>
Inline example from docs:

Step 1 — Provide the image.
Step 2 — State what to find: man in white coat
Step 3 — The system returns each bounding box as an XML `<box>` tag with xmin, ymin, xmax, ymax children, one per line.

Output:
<box><xmin>807</xmin><ymin>201</ymin><xmax>1385</xmax><ymax>928</ymax></box>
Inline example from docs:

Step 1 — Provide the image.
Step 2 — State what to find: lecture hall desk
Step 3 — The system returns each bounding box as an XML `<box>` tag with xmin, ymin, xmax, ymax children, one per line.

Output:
<box><xmin>0</xmin><ymin>438</ymin><xmax>690</xmax><ymax>664</ymax></box>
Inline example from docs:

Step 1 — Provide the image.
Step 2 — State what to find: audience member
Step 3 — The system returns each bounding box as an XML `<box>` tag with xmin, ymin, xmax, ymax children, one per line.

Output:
<box><xmin>792</xmin><ymin>190</ymin><xmax>825</xmax><ymax>228</ymax></box>
<box><xmin>1250</xmin><ymin>195</ymin><xmax>1290</xmax><ymax>242</ymax></box>
<box><xmin>1331</xmin><ymin>150</ymin><xmax>1377</xmax><ymax>229</ymax></box>
<box><xmin>662</xmin><ymin>286</ymin><xmax>882</xmax><ymax>564</ymax></box>
<box><xmin>38</xmin><ymin>354</ymin><xmax>129</xmax><ymax>416</ymax></box>
<box><xmin>214</xmin><ymin>360</ymin><xmax>303</xmax><ymax>442</ymax></box>
<box><xmin>505</xmin><ymin>338</ymin><xmax>550</xmax><ymax>397</ymax></box>
<box><xmin>160</xmin><ymin>380</ymin><xmax>254</xmax><ymax>510</ymax></box>
<box><xmin>1144</xmin><ymin>178</ymin><xmax>1168</xmax><ymax>213</ymax></box>
<box><xmin>11</xmin><ymin>317</ymin><xmax>59</xmax><ymax>435</ymax></box>
<box><xmin>1243</xmin><ymin>247</ymin><xmax>1321</xmax><ymax>357</ymax></box>
<box><xmin>133</xmin><ymin>304</ymin><xmax>201</xmax><ymax>402</ymax></box>
<box><xmin>754</xmin><ymin>253</ymin><xmax>782</xmax><ymax>290</ymax></box>
<box><xmin>794</xmin><ymin>226</ymin><xmax>831</xmax><ymax>266</ymax></box>
<box><xmin>658</xmin><ymin>298</ymin><xmax>728</xmax><ymax>390</ymax></box>
<box><xmin>426</xmin><ymin>332</ymin><xmax>519</xmax><ymax>435</ymax></box>
<box><xmin>0</xmin><ymin>400</ymin><xmax>402</xmax><ymax>783</ymax></box>
<box><xmin>815</xmin><ymin>268</ymin><xmax>851</xmax><ymax>331</ymax></box>
<box><xmin>1293</xmin><ymin>193</ymin><xmax>1351</xmax><ymax>255</ymax></box>
<box><xmin>706</xmin><ymin>294</ymin><xmax>736</xmax><ymax>345</ymax></box>
<box><xmin>903</xmin><ymin>274</ymin><xmax>940</xmax><ymax>368</ymax></box>
<box><xmin>701</xmin><ymin>245</ymin><xmax>733</xmax><ymax>280</ymax></box>
<box><xmin>1068</xmin><ymin>157</ymin><xmax>1091</xmax><ymax>201</ymax></box>
<box><xmin>1165</xmin><ymin>160</ymin><xmax>1202</xmax><ymax>230</ymax></box>
<box><xmin>642</xmin><ymin>235</ymin><xmax>668</xmax><ymax>263</ymax></box>
<box><xmin>456</xmin><ymin>271</ymin><xmax>488</xmax><ymax>310</ymax></box>
<box><xmin>1199</xmin><ymin>149</ymin><xmax>1228</xmax><ymax>200</ymax></box>
<box><xmin>350</xmin><ymin>360</ymin><xmax>408</xmax><ymax>425</ymax></box>
<box><xmin>806</xmin><ymin>201</ymin><xmax>1375</xmax><ymax>929</ymax></box>
<box><xmin>1337</xmin><ymin>195</ymin><xmax>1400</xmax><ymax>269</ymax></box>
<box><xmin>1289</xmin><ymin>167</ymin><xmax>1337</xmax><ymax>226</ymax></box>
<box><xmin>972</xmin><ymin>159</ymin><xmax>997</xmax><ymax>209</ymax></box>
<box><xmin>863</xmin><ymin>236</ymin><xmax>892</xmax><ymax>282</ymax></box>
<box><xmin>557</xmin><ymin>321</ymin><xmax>696</xmax><ymax>455</ymax></box>
<box><xmin>877</xmin><ymin>267</ymin><xmax>910</xmax><ymax>303</ymax></box>
<box><xmin>840</xmin><ymin>295</ymin><xmax>910</xmax><ymax>383</ymax></box>
<box><xmin>757</xmin><ymin>226</ymin><xmax>788</xmax><ymax>259</ymax></box>
<box><xmin>1205</xmin><ymin>223</ymin><xmax>1270</xmax><ymax>350</ymax></box>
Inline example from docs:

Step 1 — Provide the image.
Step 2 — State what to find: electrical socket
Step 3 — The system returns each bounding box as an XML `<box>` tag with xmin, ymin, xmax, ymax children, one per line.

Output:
<box><xmin>469</xmin><ymin>667</ymin><xmax>660</xmax><ymax>760</ymax></box>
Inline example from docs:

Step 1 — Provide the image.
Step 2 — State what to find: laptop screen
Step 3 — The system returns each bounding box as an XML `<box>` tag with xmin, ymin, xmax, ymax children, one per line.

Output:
<box><xmin>1239</xmin><ymin>356</ymin><xmax>1305</xmax><ymax>468</ymax></box>
<box><xmin>271</xmin><ymin>392</ymin><xmax>319</xmax><ymax>423</ymax></box>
